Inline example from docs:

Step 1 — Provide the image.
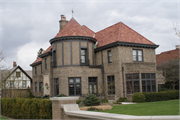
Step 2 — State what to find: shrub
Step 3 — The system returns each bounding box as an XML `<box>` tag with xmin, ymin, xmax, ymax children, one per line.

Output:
<box><xmin>101</xmin><ymin>98</ymin><xmax>109</xmax><ymax>103</ymax></box>
<box><xmin>144</xmin><ymin>90</ymin><xmax>179</xmax><ymax>102</ymax></box>
<box><xmin>119</xmin><ymin>97</ymin><xmax>128</xmax><ymax>102</ymax></box>
<box><xmin>56</xmin><ymin>94</ymin><xmax>67</xmax><ymax>97</ymax></box>
<box><xmin>132</xmin><ymin>92</ymin><xmax>146</xmax><ymax>103</ymax></box>
<box><xmin>76</xmin><ymin>100</ymin><xmax>83</xmax><ymax>104</ymax></box>
<box><xmin>83</xmin><ymin>94</ymin><xmax>100</xmax><ymax>106</ymax></box>
<box><xmin>1</xmin><ymin>98</ymin><xmax>52</xmax><ymax>119</ymax></box>
<box><xmin>41</xmin><ymin>94</ymin><xmax>49</xmax><ymax>99</ymax></box>
<box><xmin>87</xmin><ymin>107</ymin><xmax>103</xmax><ymax>111</ymax></box>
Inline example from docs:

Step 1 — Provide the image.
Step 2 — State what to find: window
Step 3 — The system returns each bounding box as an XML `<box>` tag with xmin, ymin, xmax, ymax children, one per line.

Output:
<box><xmin>35</xmin><ymin>67</ymin><xmax>37</xmax><ymax>75</ymax></box>
<box><xmin>10</xmin><ymin>81</ymin><xmax>14</xmax><ymax>88</ymax></box>
<box><xmin>35</xmin><ymin>82</ymin><xmax>37</xmax><ymax>92</ymax></box>
<box><xmin>81</xmin><ymin>48</ymin><xmax>87</xmax><ymax>65</ymax></box>
<box><xmin>126</xmin><ymin>74</ymin><xmax>140</xmax><ymax>94</ymax></box>
<box><xmin>16</xmin><ymin>72</ymin><xmax>21</xmax><ymax>77</ymax></box>
<box><xmin>107</xmin><ymin>50</ymin><xmax>112</xmax><ymax>63</ymax></box>
<box><xmin>39</xmin><ymin>82</ymin><xmax>43</xmax><ymax>92</ymax></box>
<box><xmin>45</xmin><ymin>58</ymin><xmax>47</xmax><ymax>69</ymax></box>
<box><xmin>54</xmin><ymin>78</ymin><xmax>59</xmax><ymax>96</ymax></box>
<box><xmin>52</xmin><ymin>50</ymin><xmax>57</xmax><ymax>67</ymax></box>
<box><xmin>142</xmin><ymin>73</ymin><xmax>156</xmax><ymax>92</ymax></box>
<box><xmin>89</xmin><ymin>77</ymin><xmax>98</xmax><ymax>94</ymax></box>
<box><xmin>22</xmin><ymin>81</ymin><xmax>26</xmax><ymax>88</ymax></box>
<box><xmin>132</xmin><ymin>49</ymin><xmax>143</xmax><ymax>62</ymax></box>
<box><xmin>107</xmin><ymin>76</ymin><xmax>115</xmax><ymax>95</ymax></box>
<box><xmin>41</xmin><ymin>65</ymin><xmax>42</xmax><ymax>74</ymax></box>
<box><xmin>69</xmin><ymin>78</ymin><xmax>81</xmax><ymax>96</ymax></box>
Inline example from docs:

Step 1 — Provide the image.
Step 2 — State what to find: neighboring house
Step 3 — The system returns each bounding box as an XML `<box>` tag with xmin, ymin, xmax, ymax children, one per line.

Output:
<box><xmin>30</xmin><ymin>15</ymin><xmax>159</xmax><ymax>100</ymax></box>
<box><xmin>156</xmin><ymin>45</ymin><xmax>179</xmax><ymax>88</ymax></box>
<box><xmin>0</xmin><ymin>62</ymin><xmax>32</xmax><ymax>97</ymax></box>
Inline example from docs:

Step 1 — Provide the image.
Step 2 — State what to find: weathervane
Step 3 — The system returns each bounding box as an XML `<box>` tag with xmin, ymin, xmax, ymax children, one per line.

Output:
<box><xmin>72</xmin><ymin>9</ymin><xmax>74</xmax><ymax>17</ymax></box>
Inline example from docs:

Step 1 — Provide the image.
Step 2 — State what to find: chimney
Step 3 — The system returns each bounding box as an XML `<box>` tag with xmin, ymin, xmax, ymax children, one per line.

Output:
<box><xmin>175</xmin><ymin>45</ymin><xmax>180</xmax><ymax>49</ymax></box>
<box><xmin>59</xmin><ymin>15</ymin><xmax>68</xmax><ymax>31</ymax></box>
<box><xmin>13</xmin><ymin>61</ymin><xmax>17</xmax><ymax>68</ymax></box>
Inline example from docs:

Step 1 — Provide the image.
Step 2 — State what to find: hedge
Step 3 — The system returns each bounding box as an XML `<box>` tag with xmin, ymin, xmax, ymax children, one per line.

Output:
<box><xmin>1</xmin><ymin>98</ymin><xmax>52</xmax><ymax>119</ymax></box>
<box><xmin>143</xmin><ymin>90</ymin><xmax>179</xmax><ymax>102</ymax></box>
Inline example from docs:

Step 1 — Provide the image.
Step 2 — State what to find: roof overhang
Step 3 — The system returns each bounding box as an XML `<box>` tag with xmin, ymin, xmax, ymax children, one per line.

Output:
<box><xmin>39</xmin><ymin>51</ymin><xmax>52</xmax><ymax>58</ymax></box>
<box><xmin>95</xmin><ymin>41</ymin><xmax>159</xmax><ymax>52</ymax></box>
<box><xmin>30</xmin><ymin>61</ymin><xmax>42</xmax><ymax>67</ymax></box>
<box><xmin>50</xmin><ymin>36</ymin><xmax>97</xmax><ymax>44</ymax></box>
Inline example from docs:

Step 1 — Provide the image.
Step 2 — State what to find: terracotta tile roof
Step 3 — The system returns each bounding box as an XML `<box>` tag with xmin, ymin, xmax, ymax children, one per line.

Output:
<box><xmin>32</xmin><ymin>46</ymin><xmax>52</xmax><ymax>64</ymax></box>
<box><xmin>156</xmin><ymin>48</ymin><xmax>179</xmax><ymax>65</ymax></box>
<box><xmin>82</xmin><ymin>25</ymin><xmax>95</xmax><ymax>37</ymax></box>
<box><xmin>95</xmin><ymin>22</ymin><xmax>155</xmax><ymax>48</ymax></box>
<box><xmin>55</xmin><ymin>18</ymin><xmax>92</xmax><ymax>38</ymax></box>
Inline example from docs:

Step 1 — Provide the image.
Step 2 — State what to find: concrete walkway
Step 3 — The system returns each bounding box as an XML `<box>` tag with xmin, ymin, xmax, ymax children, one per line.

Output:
<box><xmin>61</xmin><ymin>104</ymin><xmax>180</xmax><ymax>120</ymax></box>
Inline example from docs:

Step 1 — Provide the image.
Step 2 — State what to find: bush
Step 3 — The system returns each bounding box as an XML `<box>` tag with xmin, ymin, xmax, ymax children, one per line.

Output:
<box><xmin>144</xmin><ymin>90</ymin><xmax>179</xmax><ymax>102</ymax></box>
<box><xmin>119</xmin><ymin>97</ymin><xmax>128</xmax><ymax>102</ymax></box>
<box><xmin>56</xmin><ymin>94</ymin><xmax>67</xmax><ymax>97</ymax></box>
<box><xmin>83</xmin><ymin>94</ymin><xmax>100</xmax><ymax>106</ymax></box>
<box><xmin>41</xmin><ymin>94</ymin><xmax>49</xmax><ymax>99</ymax></box>
<box><xmin>76</xmin><ymin>100</ymin><xmax>83</xmax><ymax>104</ymax></box>
<box><xmin>132</xmin><ymin>92</ymin><xmax>146</xmax><ymax>103</ymax></box>
<box><xmin>87</xmin><ymin>107</ymin><xmax>102</xmax><ymax>111</ymax></box>
<box><xmin>1</xmin><ymin>98</ymin><xmax>52</xmax><ymax>119</ymax></box>
<box><xmin>101</xmin><ymin>98</ymin><xmax>109</xmax><ymax>103</ymax></box>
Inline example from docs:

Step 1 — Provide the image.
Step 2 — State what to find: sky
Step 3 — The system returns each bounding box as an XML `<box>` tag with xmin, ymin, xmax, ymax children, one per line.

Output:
<box><xmin>0</xmin><ymin>0</ymin><xmax>180</xmax><ymax>70</ymax></box>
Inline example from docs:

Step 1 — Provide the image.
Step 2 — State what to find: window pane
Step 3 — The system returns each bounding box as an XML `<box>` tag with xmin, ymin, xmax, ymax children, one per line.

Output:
<box><xmin>81</xmin><ymin>50</ymin><xmax>85</xmax><ymax>55</ymax></box>
<box><xmin>138</xmin><ymin>50</ymin><xmax>142</xmax><ymax>55</ymax></box>
<box><xmin>133</xmin><ymin>50</ymin><xmax>136</xmax><ymax>55</ymax></box>
<box><xmin>94</xmin><ymin>85</ymin><xmax>97</xmax><ymax>93</ymax></box>
<box><xmin>133</xmin><ymin>74</ymin><xmax>139</xmax><ymax>79</ymax></box>
<box><xmin>151</xmin><ymin>73</ymin><xmax>155</xmax><ymax>79</ymax></box>
<box><xmin>142</xmin><ymin>81</ymin><xmax>146</xmax><ymax>92</ymax></box>
<box><xmin>81</xmin><ymin>56</ymin><xmax>85</xmax><ymax>63</ymax></box>
<box><xmin>126</xmin><ymin>74</ymin><xmax>132</xmax><ymax>80</ymax></box>
<box><xmin>147</xmin><ymin>81</ymin><xmax>151</xmax><ymax>92</ymax></box>
<box><xmin>69</xmin><ymin>84</ymin><xmax>74</xmax><ymax>95</ymax></box>
<box><xmin>133</xmin><ymin>56</ymin><xmax>137</xmax><ymax>61</ymax></box>
<box><xmin>69</xmin><ymin>79</ymin><xmax>74</xmax><ymax>83</ymax></box>
<box><xmin>152</xmin><ymin>85</ymin><xmax>156</xmax><ymax>92</ymax></box>
<box><xmin>146</xmin><ymin>74</ymin><xmax>150</xmax><ymax>79</ymax></box>
<box><xmin>89</xmin><ymin>85</ymin><xmax>92</xmax><ymax>94</ymax></box>
<box><xmin>134</xmin><ymin>81</ymin><xmax>140</xmax><ymax>93</ymax></box>
<box><xmin>76</xmin><ymin>78</ymin><xmax>80</xmax><ymax>83</ymax></box>
<box><xmin>109</xmin><ymin>56</ymin><xmax>112</xmax><ymax>62</ymax></box>
<box><xmin>138</xmin><ymin>55</ymin><xmax>142</xmax><ymax>61</ymax></box>
<box><xmin>76</xmin><ymin>84</ymin><xmax>81</xmax><ymax>95</ymax></box>
<box><xmin>108</xmin><ymin>51</ymin><xmax>111</xmax><ymax>56</ymax></box>
<box><xmin>126</xmin><ymin>81</ymin><xmax>132</xmax><ymax>94</ymax></box>
<box><xmin>141</xmin><ymin>73</ymin><xmax>145</xmax><ymax>79</ymax></box>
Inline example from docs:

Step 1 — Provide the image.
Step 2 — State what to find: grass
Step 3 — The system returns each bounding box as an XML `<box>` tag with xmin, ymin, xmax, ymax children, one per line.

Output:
<box><xmin>0</xmin><ymin>116</ymin><xmax>10</xmax><ymax>119</ymax></box>
<box><xmin>101</xmin><ymin>100</ymin><xmax>179</xmax><ymax>116</ymax></box>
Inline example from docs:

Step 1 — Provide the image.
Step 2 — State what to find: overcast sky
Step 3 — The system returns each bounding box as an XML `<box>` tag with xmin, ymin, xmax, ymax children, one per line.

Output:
<box><xmin>0</xmin><ymin>0</ymin><xmax>180</xmax><ymax>70</ymax></box>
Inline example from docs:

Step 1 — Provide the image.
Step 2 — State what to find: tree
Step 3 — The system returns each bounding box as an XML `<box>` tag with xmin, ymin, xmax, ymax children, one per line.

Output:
<box><xmin>37</xmin><ymin>48</ymin><xmax>44</xmax><ymax>58</ymax></box>
<box><xmin>173</xmin><ymin>22</ymin><xmax>180</xmax><ymax>39</ymax></box>
<box><xmin>157</xmin><ymin>59</ymin><xmax>179</xmax><ymax>90</ymax></box>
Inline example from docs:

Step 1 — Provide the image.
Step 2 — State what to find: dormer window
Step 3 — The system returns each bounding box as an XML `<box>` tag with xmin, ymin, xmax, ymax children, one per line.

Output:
<box><xmin>133</xmin><ymin>49</ymin><xmax>143</xmax><ymax>62</ymax></box>
<box><xmin>81</xmin><ymin>48</ymin><xmax>87</xmax><ymax>65</ymax></box>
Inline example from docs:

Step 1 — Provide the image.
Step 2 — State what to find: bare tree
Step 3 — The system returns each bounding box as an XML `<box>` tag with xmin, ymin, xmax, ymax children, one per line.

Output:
<box><xmin>173</xmin><ymin>22</ymin><xmax>180</xmax><ymax>39</ymax></box>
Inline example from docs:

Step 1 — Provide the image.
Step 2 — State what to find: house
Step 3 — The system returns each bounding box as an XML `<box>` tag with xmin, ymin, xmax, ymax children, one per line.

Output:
<box><xmin>156</xmin><ymin>45</ymin><xmax>179</xmax><ymax>88</ymax></box>
<box><xmin>0</xmin><ymin>62</ymin><xmax>32</xmax><ymax>97</ymax></box>
<box><xmin>30</xmin><ymin>15</ymin><xmax>159</xmax><ymax>100</ymax></box>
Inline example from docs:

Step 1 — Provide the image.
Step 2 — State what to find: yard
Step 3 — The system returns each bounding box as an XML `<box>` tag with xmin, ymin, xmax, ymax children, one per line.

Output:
<box><xmin>100</xmin><ymin>100</ymin><xmax>179</xmax><ymax>116</ymax></box>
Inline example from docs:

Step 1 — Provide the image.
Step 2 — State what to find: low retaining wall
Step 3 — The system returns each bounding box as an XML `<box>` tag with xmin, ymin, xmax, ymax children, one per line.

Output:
<box><xmin>50</xmin><ymin>97</ymin><xmax>180</xmax><ymax>120</ymax></box>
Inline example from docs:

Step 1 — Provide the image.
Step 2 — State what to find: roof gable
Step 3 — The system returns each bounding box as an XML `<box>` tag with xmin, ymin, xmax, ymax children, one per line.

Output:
<box><xmin>55</xmin><ymin>18</ymin><xmax>92</xmax><ymax>38</ymax></box>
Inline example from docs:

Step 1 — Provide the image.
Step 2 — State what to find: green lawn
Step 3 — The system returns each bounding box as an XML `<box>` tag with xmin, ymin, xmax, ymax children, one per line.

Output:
<box><xmin>0</xmin><ymin>116</ymin><xmax>10</xmax><ymax>119</ymax></box>
<box><xmin>102</xmin><ymin>100</ymin><xmax>179</xmax><ymax>116</ymax></box>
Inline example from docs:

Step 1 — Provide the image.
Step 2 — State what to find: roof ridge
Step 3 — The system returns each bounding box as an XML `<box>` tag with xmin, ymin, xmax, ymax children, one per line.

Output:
<box><xmin>117</xmin><ymin>22</ymin><xmax>122</xmax><ymax>41</ymax></box>
<box><xmin>96</xmin><ymin>22</ymin><xmax>122</xmax><ymax>34</ymax></box>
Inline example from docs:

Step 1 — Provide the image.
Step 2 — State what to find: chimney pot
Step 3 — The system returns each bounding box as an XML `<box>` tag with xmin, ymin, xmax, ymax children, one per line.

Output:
<box><xmin>13</xmin><ymin>61</ymin><xmax>17</xmax><ymax>68</ymax></box>
<box><xmin>175</xmin><ymin>45</ymin><xmax>180</xmax><ymax>49</ymax></box>
<box><xmin>61</xmin><ymin>14</ymin><xmax>66</xmax><ymax>20</ymax></box>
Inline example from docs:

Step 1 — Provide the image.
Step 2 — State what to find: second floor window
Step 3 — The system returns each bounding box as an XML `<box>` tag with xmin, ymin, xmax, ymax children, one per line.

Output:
<box><xmin>81</xmin><ymin>49</ymin><xmax>87</xmax><ymax>64</ymax></box>
<box><xmin>35</xmin><ymin>82</ymin><xmax>37</xmax><ymax>92</ymax></box>
<box><xmin>45</xmin><ymin>58</ymin><xmax>47</xmax><ymax>69</ymax></box>
<box><xmin>107</xmin><ymin>50</ymin><xmax>112</xmax><ymax>63</ymax></box>
<box><xmin>133</xmin><ymin>49</ymin><xmax>143</xmax><ymax>62</ymax></box>
<box><xmin>35</xmin><ymin>67</ymin><xmax>37</xmax><ymax>75</ymax></box>
<box><xmin>16</xmin><ymin>72</ymin><xmax>21</xmax><ymax>77</ymax></box>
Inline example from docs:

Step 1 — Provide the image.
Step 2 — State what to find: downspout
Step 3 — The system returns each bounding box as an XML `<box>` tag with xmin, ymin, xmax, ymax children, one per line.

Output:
<box><xmin>101</xmin><ymin>51</ymin><xmax>105</xmax><ymax>97</ymax></box>
<box><xmin>122</xmin><ymin>65</ymin><xmax>125</xmax><ymax>97</ymax></box>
